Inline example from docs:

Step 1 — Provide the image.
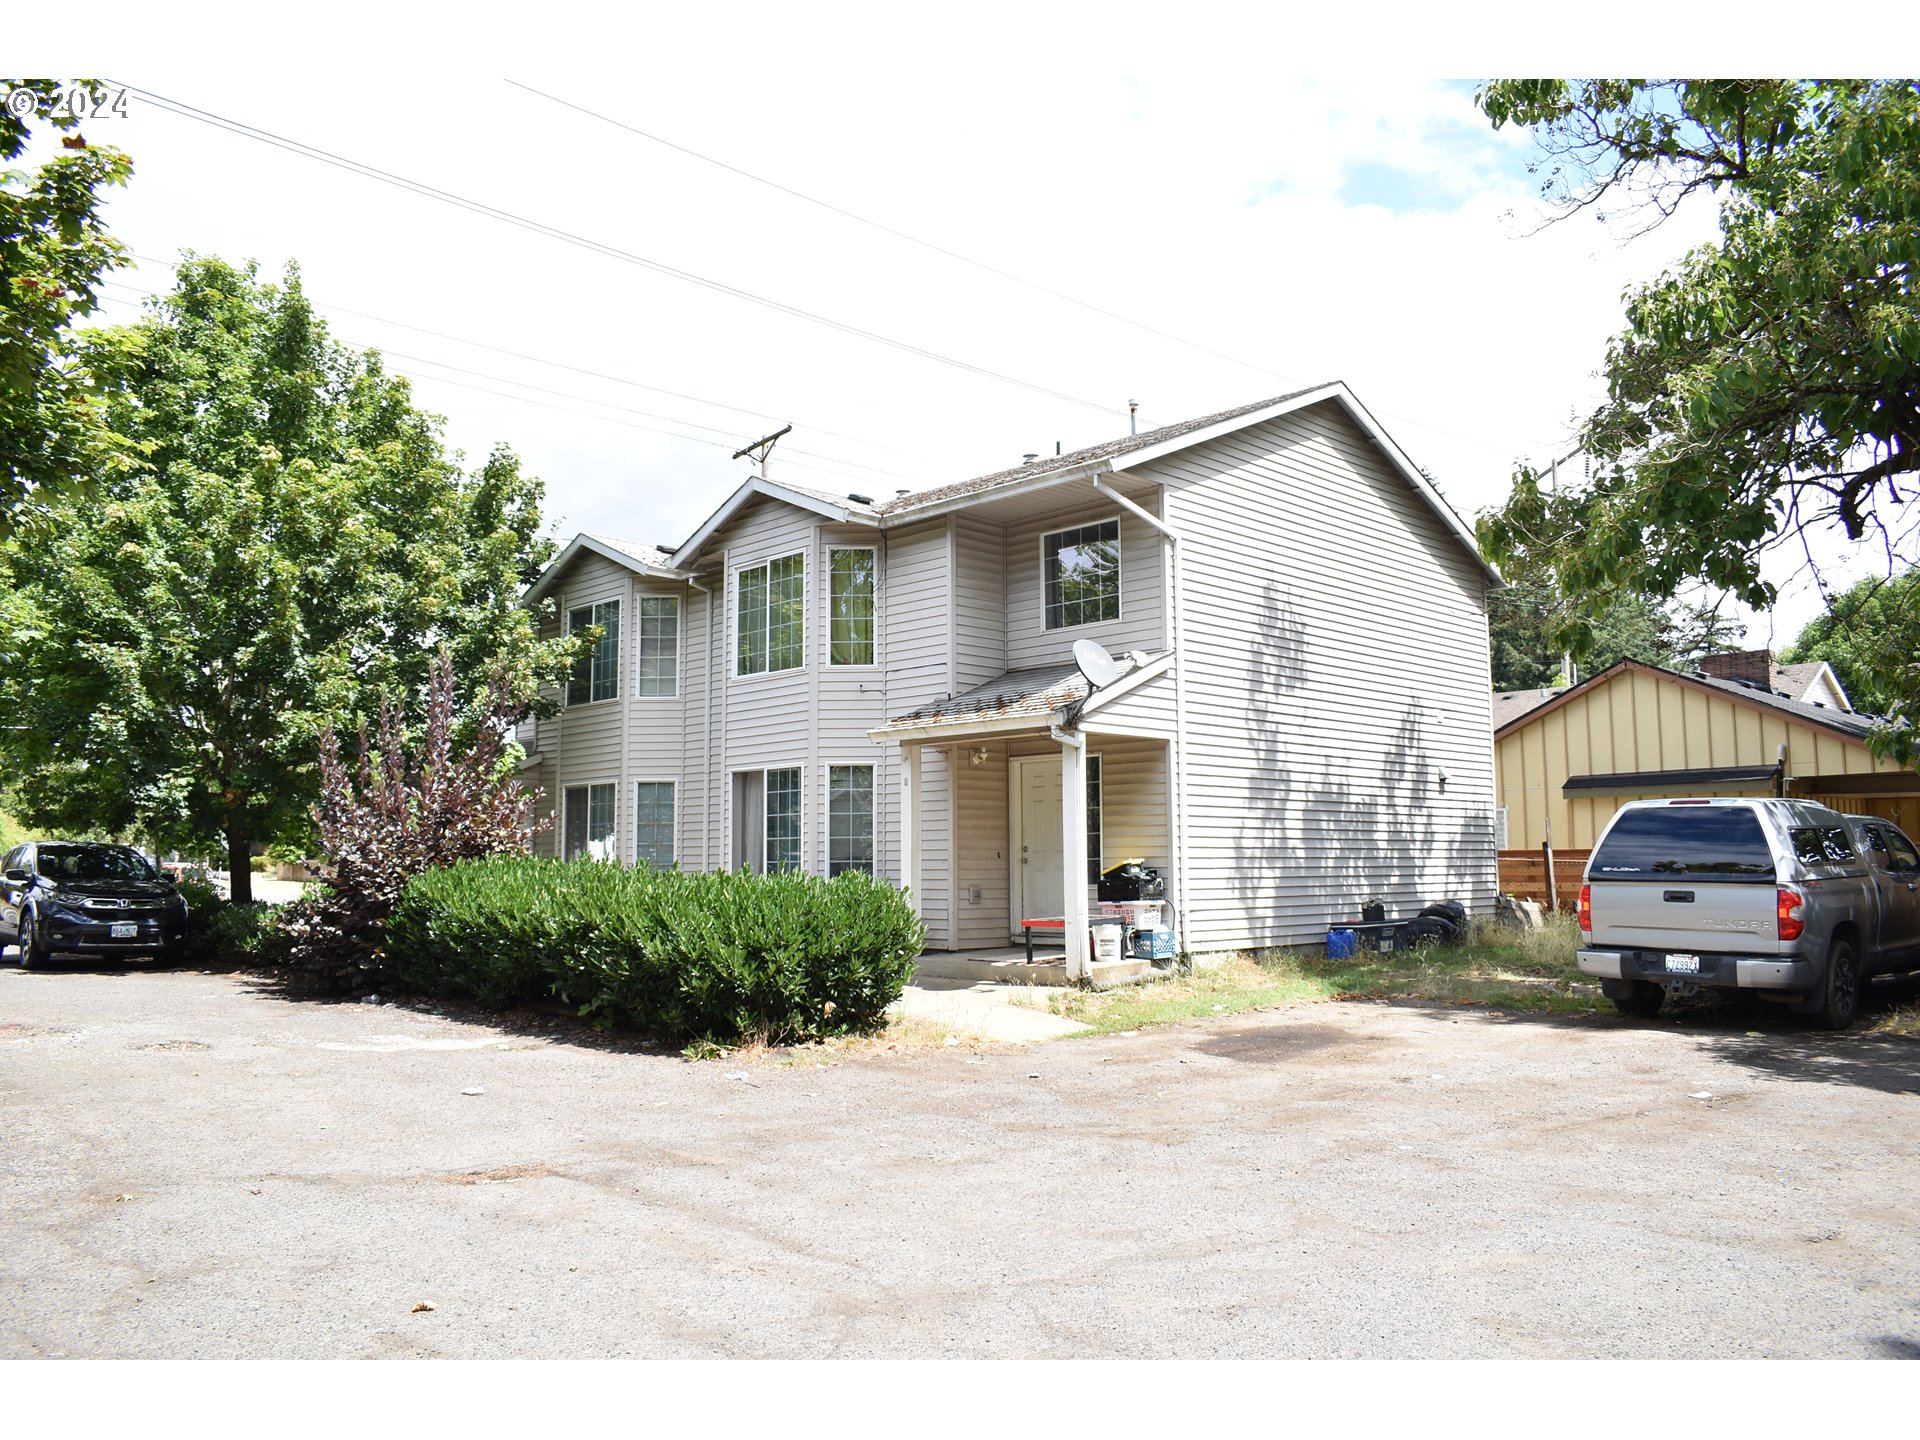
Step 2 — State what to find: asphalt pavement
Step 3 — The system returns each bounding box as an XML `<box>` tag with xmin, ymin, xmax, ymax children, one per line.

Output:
<box><xmin>4</xmin><ymin>960</ymin><xmax>1918</xmax><ymax>1358</ymax></box>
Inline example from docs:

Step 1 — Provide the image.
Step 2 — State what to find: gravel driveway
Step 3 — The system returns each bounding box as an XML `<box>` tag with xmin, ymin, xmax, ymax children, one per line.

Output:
<box><xmin>4</xmin><ymin>963</ymin><xmax>1918</xmax><ymax>1359</ymax></box>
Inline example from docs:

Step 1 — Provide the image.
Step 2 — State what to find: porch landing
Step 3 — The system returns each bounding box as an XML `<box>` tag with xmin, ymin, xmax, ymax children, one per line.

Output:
<box><xmin>911</xmin><ymin>946</ymin><xmax>1161</xmax><ymax>988</ymax></box>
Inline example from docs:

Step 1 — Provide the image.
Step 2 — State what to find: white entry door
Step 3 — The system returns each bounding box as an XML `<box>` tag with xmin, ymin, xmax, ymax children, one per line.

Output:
<box><xmin>1012</xmin><ymin>756</ymin><xmax>1065</xmax><ymax>927</ymax></box>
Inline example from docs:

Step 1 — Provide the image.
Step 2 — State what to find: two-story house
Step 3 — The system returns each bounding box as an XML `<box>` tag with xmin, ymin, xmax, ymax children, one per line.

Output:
<box><xmin>520</xmin><ymin>382</ymin><xmax>1502</xmax><ymax>976</ymax></box>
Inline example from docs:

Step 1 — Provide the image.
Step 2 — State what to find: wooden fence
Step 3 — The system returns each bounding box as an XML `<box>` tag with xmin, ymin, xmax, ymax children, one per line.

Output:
<box><xmin>1497</xmin><ymin>848</ymin><xmax>1592</xmax><ymax>911</ymax></box>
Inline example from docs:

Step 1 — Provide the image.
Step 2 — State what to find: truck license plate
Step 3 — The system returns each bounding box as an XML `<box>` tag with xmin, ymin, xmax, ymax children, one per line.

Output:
<box><xmin>1665</xmin><ymin>953</ymin><xmax>1700</xmax><ymax>974</ymax></box>
<box><xmin>110</xmin><ymin>922</ymin><xmax>137</xmax><ymax>938</ymax></box>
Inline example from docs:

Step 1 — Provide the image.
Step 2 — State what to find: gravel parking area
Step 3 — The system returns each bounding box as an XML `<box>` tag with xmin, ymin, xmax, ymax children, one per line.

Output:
<box><xmin>4</xmin><ymin>962</ymin><xmax>1919</xmax><ymax>1359</ymax></box>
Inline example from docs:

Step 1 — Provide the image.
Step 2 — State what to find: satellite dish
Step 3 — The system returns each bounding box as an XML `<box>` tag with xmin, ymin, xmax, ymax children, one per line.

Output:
<box><xmin>1073</xmin><ymin>639</ymin><xmax>1120</xmax><ymax>689</ymax></box>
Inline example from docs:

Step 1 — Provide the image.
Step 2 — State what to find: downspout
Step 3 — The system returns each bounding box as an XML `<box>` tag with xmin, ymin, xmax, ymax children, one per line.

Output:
<box><xmin>1091</xmin><ymin>476</ymin><xmax>1190</xmax><ymax>956</ymax></box>
<box><xmin>689</xmin><ymin>574</ymin><xmax>716</xmax><ymax>870</ymax></box>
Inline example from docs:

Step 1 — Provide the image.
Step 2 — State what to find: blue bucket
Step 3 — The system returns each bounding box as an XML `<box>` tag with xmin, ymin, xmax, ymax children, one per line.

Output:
<box><xmin>1326</xmin><ymin>928</ymin><xmax>1358</xmax><ymax>960</ymax></box>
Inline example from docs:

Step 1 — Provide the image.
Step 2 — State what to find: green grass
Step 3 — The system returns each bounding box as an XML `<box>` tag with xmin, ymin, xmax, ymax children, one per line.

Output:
<box><xmin>1025</xmin><ymin>914</ymin><xmax>1604</xmax><ymax>1035</ymax></box>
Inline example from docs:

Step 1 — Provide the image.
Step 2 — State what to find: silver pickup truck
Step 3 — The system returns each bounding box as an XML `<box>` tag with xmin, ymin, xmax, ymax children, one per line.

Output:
<box><xmin>1576</xmin><ymin>797</ymin><xmax>1920</xmax><ymax>1029</ymax></box>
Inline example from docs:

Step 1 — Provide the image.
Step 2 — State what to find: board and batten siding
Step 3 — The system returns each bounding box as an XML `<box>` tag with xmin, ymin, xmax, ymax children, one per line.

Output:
<box><xmin>1149</xmin><ymin>400</ymin><xmax>1498</xmax><ymax>952</ymax></box>
<box><xmin>1496</xmin><ymin>667</ymin><xmax>1919</xmax><ymax>848</ymax></box>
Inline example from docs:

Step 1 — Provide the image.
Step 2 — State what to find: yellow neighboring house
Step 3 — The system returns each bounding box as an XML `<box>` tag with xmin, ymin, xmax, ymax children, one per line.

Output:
<box><xmin>1494</xmin><ymin>650</ymin><xmax>1919</xmax><ymax>851</ymax></box>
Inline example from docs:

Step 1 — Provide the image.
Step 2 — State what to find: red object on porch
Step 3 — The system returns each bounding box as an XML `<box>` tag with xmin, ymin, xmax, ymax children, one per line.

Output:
<box><xmin>1018</xmin><ymin>917</ymin><xmax>1066</xmax><ymax>962</ymax></box>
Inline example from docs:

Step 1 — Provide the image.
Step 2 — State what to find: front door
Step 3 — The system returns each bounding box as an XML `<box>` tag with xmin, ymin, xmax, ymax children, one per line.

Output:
<box><xmin>1012</xmin><ymin>756</ymin><xmax>1065</xmax><ymax>930</ymax></box>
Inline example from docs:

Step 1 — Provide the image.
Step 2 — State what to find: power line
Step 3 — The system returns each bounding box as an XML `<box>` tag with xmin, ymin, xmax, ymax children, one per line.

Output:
<box><xmin>122</xmin><ymin>249</ymin><xmax>910</xmax><ymax>457</ymax></box>
<box><xmin>117</xmin><ymin>84</ymin><xmax>1127</xmax><ymax>420</ymax></box>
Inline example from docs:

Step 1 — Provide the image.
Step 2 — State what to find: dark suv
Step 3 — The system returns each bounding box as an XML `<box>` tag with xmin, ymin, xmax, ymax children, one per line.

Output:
<box><xmin>3</xmin><ymin>842</ymin><xmax>190</xmax><ymax>967</ymax></box>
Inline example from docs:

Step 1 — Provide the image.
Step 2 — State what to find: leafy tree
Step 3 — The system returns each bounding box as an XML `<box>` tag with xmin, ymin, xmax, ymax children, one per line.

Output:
<box><xmin>1</xmin><ymin>78</ymin><xmax>141</xmax><ymax>538</ymax></box>
<box><xmin>0</xmin><ymin>256</ymin><xmax>574</xmax><ymax>901</ymax></box>
<box><xmin>1473</xmin><ymin>80</ymin><xmax>1920</xmax><ymax>757</ymax></box>
<box><xmin>1782</xmin><ymin>568</ymin><xmax>1920</xmax><ymax>717</ymax></box>
<box><xmin>1488</xmin><ymin>583</ymin><xmax>1670</xmax><ymax>688</ymax></box>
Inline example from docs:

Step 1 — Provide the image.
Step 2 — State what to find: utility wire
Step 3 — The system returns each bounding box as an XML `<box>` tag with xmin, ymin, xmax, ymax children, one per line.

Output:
<box><xmin>117</xmin><ymin>84</ymin><xmax>1127</xmax><ymax>419</ymax></box>
<box><xmin>122</xmin><ymin>249</ymin><xmax>910</xmax><ymax>457</ymax></box>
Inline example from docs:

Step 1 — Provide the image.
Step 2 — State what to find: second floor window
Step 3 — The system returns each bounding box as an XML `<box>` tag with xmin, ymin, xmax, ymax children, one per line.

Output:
<box><xmin>829</xmin><ymin>548</ymin><xmax>875</xmax><ymax>665</ymax></box>
<box><xmin>737</xmin><ymin>553</ymin><xmax>805</xmax><ymax>675</ymax></box>
<box><xmin>1044</xmin><ymin>519</ymin><xmax>1120</xmax><ymax>629</ymax></box>
<box><xmin>566</xmin><ymin>600</ymin><xmax>620</xmax><ymax>704</ymax></box>
<box><xmin>637</xmin><ymin>596</ymin><xmax>679</xmax><ymax>697</ymax></box>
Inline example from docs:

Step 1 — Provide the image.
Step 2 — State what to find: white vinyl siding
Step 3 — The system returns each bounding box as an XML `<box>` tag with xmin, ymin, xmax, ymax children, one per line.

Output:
<box><xmin>636</xmin><ymin>597</ymin><xmax>679</xmax><ymax>697</ymax></box>
<box><xmin>827</xmin><ymin>765</ymin><xmax>875</xmax><ymax>875</ymax></box>
<box><xmin>634</xmin><ymin>781</ymin><xmax>675</xmax><ymax>868</ymax></box>
<box><xmin>828</xmin><ymin>548</ymin><xmax>876</xmax><ymax>665</ymax></box>
<box><xmin>567</xmin><ymin>599</ymin><xmax>620</xmax><ymax>704</ymax></box>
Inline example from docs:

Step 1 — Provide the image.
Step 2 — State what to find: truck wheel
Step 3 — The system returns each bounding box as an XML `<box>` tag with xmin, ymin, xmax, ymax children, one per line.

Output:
<box><xmin>1611</xmin><ymin>980</ymin><xmax>1664</xmax><ymax>1019</ymax></box>
<box><xmin>1810</xmin><ymin>938</ymin><xmax>1860</xmax><ymax>1031</ymax></box>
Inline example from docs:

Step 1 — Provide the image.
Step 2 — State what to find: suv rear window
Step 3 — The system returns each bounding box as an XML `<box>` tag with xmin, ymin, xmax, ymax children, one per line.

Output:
<box><xmin>1591</xmin><ymin>807</ymin><xmax>1777</xmax><ymax>882</ymax></box>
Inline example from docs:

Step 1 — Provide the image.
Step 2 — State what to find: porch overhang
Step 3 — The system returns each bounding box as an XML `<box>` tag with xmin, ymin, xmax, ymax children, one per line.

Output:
<box><xmin>866</xmin><ymin>651</ymin><xmax>1172</xmax><ymax>744</ymax></box>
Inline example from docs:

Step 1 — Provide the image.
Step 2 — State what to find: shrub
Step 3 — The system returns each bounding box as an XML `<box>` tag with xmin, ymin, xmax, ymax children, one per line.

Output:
<box><xmin>285</xmin><ymin>651</ymin><xmax>549</xmax><ymax>993</ymax></box>
<box><xmin>182</xmin><ymin>900</ymin><xmax>280</xmax><ymax>963</ymax></box>
<box><xmin>386</xmin><ymin>857</ymin><xmax>925</xmax><ymax>1043</ymax></box>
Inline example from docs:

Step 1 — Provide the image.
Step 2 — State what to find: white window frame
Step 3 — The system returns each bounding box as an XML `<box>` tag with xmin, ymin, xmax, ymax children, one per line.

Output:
<box><xmin>1039</xmin><ymin>516</ymin><xmax>1123</xmax><ymax>632</ymax></box>
<box><xmin>565</xmin><ymin>598</ymin><xmax>621</xmax><ymax>706</ymax></box>
<box><xmin>730</xmin><ymin>765</ymin><xmax>806</xmax><ymax>875</ymax></box>
<box><xmin>563</xmin><ymin>781</ymin><xmax>619</xmax><ymax>861</ymax></box>
<box><xmin>826</xmin><ymin>546</ymin><xmax>878</xmax><ymax>668</ymax></box>
<box><xmin>634</xmin><ymin>594</ymin><xmax>681</xmax><ymax>699</ymax></box>
<box><xmin>826</xmin><ymin>763</ymin><xmax>876</xmax><ymax>876</ymax></box>
<box><xmin>633</xmin><ymin>779</ymin><xmax>676</xmax><ymax>869</ymax></box>
<box><xmin>734</xmin><ymin>551</ymin><xmax>807</xmax><ymax>678</ymax></box>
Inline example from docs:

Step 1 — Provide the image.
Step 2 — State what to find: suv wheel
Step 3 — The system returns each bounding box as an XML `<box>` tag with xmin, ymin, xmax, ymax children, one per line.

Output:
<box><xmin>1811</xmin><ymin>937</ymin><xmax>1860</xmax><ymax>1031</ymax></box>
<box><xmin>1612</xmin><ymin>980</ymin><xmax>1664</xmax><ymax>1019</ymax></box>
<box><xmin>17</xmin><ymin>909</ymin><xmax>49</xmax><ymax>969</ymax></box>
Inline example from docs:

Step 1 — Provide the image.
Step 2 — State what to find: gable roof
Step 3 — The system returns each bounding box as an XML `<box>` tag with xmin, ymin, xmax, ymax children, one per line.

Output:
<box><xmin>1494</xmin><ymin>658</ymin><xmax>1883</xmax><ymax>744</ymax></box>
<box><xmin>876</xmin><ymin>381</ymin><xmax>1500</xmax><ymax>586</ymax></box>
<box><xmin>670</xmin><ymin>476</ymin><xmax>882</xmax><ymax>568</ymax></box>
<box><xmin>1774</xmin><ymin>660</ymin><xmax>1852</xmax><ymax>712</ymax></box>
<box><xmin>523</xmin><ymin>532</ymin><xmax>689</xmax><ymax>606</ymax></box>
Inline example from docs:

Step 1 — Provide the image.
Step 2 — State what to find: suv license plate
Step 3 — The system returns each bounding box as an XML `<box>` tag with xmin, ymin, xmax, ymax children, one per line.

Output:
<box><xmin>110</xmin><ymin>922</ymin><xmax>137</xmax><ymax>938</ymax></box>
<box><xmin>1665</xmin><ymin>953</ymin><xmax>1700</xmax><ymax>974</ymax></box>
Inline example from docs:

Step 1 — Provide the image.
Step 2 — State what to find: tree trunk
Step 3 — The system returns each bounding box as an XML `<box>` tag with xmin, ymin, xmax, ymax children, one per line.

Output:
<box><xmin>226</xmin><ymin>822</ymin><xmax>252</xmax><ymax>906</ymax></box>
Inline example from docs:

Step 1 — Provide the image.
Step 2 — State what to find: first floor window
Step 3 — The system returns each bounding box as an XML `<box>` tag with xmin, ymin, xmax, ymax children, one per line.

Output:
<box><xmin>566</xmin><ymin>599</ymin><xmax>620</xmax><ymax>704</ymax></box>
<box><xmin>828</xmin><ymin>765</ymin><xmax>874</xmax><ymax>876</ymax></box>
<box><xmin>1086</xmin><ymin>754</ymin><xmax>1103</xmax><ymax>872</ymax></box>
<box><xmin>732</xmin><ymin>767</ymin><xmax>803</xmax><ymax>874</ymax></box>
<box><xmin>634</xmin><ymin>782</ymin><xmax>675</xmax><ymax>869</ymax></box>
<box><xmin>766</xmin><ymin>767</ymin><xmax>802</xmax><ymax>873</ymax></box>
<box><xmin>564</xmin><ymin>783</ymin><xmax>617</xmax><ymax>861</ymax></box>
<box><xmin>1044</xmin><ymin>519</ymin><xmax>1120</xmax><ymax>629</ymax></box>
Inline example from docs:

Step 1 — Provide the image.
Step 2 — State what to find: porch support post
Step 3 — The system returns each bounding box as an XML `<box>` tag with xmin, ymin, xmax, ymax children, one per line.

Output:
<box><xmin>1059</xmin><ymin>729</ymin><xmax>1090</xmax><ymax>981</ymax></box>
<box><xmin>900</xmin><ymin>742</ymin><xmax>922</xmax><ymax>918</ymax></box>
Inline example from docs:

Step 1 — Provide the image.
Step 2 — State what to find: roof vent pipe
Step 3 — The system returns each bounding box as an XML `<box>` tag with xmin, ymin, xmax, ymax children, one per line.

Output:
<box><xmin>895</xmin><ymin>488</ymin><xmax>909</xmax><ymax>498</ymax></box>
<box><xmin>1129</xmin><ymin>399</ymin><xmax>1138</xmax><ymax>436</ymax></box>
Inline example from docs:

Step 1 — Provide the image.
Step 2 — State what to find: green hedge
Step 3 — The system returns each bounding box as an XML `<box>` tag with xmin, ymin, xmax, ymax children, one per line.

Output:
<box><xmin>384</xmin><ymin>857</ymin><xmax>926</xmax><ymax>1043</ymax></box>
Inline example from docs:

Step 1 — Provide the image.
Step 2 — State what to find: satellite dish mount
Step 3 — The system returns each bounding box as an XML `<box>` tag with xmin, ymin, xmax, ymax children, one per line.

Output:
<box><xmin>1073</xmin><ymin>639</ymin><xmax>1120</xmax><ymax>690</ymax></box>
<box><xmin>733</xmin><ymin>424</ymin><xmax>793</xmax><ymax>481</ymax></box>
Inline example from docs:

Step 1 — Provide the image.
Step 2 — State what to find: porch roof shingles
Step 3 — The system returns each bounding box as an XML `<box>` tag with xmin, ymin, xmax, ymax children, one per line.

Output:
<box><xmin>875</xmin><ymin>654</ymin><xmax>1154</xmax><ymax>736</ymax></box>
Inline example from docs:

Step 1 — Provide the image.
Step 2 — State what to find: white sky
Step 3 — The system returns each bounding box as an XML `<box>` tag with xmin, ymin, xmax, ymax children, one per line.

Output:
<box><xmin>23</xmin><ymin>4</ymin><xmax>1919</xmax><ymax>648</ymax></box>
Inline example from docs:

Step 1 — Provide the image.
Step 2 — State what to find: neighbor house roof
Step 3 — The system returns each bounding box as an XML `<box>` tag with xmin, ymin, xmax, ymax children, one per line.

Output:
<box><xmin>1774</xmin><ymin>660</ymin><xmax>1852</xmax><ymax>712</ymax></box>
<box><xmin>522</xmin><ymin>532</ymin><xmax>689</xmax><ymax>606</ymax></box>
<box><xmin>1492</xmin><ymin>687</ymin><xmax>1565</xmax><ymax>730</ymax></box>
<box><xmin>1494</xmin><ymin>658</ymin><xmax>1883</xmax><ymax>744</ymax></box>
<box><xmin>869</xmin><ymin>652</ymin><xmax>1168</xmax><ymax>739</ymax></box>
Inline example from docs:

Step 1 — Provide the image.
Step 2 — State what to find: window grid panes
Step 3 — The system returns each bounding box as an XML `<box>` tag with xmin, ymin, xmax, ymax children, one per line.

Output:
<box><xmin>1086</xmin><ymin>754</ymin><xmax>1103</xmax><ymax>872</ymax></box>
<box><xmin>637</xmin><ymin>597</ymin><xmax>678</xmax><ymax>697</ymax></box>
<box><xmin>1044</xmin><ymin>520</ymin><xmax>1120</xmax><ymax>630</ymax></box>
<box><xmin>765</xmin><ymin>767</ymin><xmax>802</xmax><ymax>873</ymax></box>
<box><xmin>634</xmin><ymin>782</ymin><xmax>675</xmax><ymax>869</ymax></box>
<box><xmin>829</xmin><ymin>549</ymin><xmax>876</xmax><ymax>665</ymax></box>
<box><xmin>564</xmin><ymin>783</ymin><xmax>617</xmax><ymax>861</ymax></box>
<box><xmin>566</xmin><ymin>600</ymin><xmax>620</xmax><ymax>704</ymax></box>
<box><xmin>737</xmin><ymin>555</ymin><xmax>804</xmax><ymax>675</ymax></box>
<box><xmin>828</xmin><ymin>765</ymin><xmax>875</xmax><ymax>876</ymax></box>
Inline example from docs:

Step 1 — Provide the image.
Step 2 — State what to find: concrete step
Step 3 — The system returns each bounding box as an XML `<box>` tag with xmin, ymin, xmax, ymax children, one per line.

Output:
<box><xmin>911</xmin><ymin>953</ymin><xmax>1160</xmax><ymax>989</ymax></box>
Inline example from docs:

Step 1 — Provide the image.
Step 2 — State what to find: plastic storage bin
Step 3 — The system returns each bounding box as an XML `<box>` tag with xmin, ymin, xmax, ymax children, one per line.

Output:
<box><xmin>1129</xmin><ymin>928</ymin><xmax>1177</xmax><ymax>960</ymax></box>
<box><xmin>1326</xmin><ymin>928</ymin><xmax>1358</xmax><ymax>960</ymax></box>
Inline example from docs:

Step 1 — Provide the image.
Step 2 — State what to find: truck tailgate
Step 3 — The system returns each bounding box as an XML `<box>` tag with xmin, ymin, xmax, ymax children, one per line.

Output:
<box><xmin>1588</xmin><ymin>880</ymin><xmax>1781</xmax><ymax>954</ymax></box>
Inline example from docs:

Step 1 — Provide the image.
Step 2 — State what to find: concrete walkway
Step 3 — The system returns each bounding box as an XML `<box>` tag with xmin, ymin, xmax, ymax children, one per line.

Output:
<box><xmin>887</xmin><ymin>978</ymin><xmax>1090</xmax><ymax>1042</ymax></box>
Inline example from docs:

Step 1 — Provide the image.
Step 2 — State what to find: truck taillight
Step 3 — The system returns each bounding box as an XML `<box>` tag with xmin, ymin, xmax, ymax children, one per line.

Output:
<box><xmin>1777</xmin><ymin>887</ymin><xmax>1806</xmax><ymax>941</ymax></box>
<box><xmin>1578</xmin><ymin>884</ymin><xmax>1591</xmax><ymax>934</ymax></box>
